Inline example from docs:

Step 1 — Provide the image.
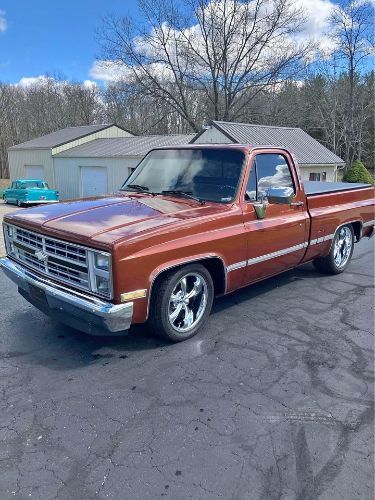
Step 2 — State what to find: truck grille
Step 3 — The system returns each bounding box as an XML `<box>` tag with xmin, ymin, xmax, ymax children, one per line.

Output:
<box><xmin>3</xmin><ymin>224</ymin><xmax>111</xmax><ymax>298</ymax></box>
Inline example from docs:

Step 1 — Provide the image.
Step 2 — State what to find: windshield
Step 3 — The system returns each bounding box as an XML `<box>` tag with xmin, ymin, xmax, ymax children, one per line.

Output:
<box><xmin>21</xmin><ymin>181</ymin><xmax>49</xmax><ymax>189</ymax></box>
<box><xmin>121</xmin><ymin>148</ymin><xmax>246</xmax><ymax>203</ymax></box>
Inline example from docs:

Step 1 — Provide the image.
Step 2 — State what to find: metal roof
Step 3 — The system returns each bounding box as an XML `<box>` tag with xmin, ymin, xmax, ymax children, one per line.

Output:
<box><xmin>9</xmin><ymin>124</ymin><xmax>131</xmax><ymax>150</ymax></box>
<box><xmin>54</xmin><ymin>134</ymin><xmax>196</xmax><ymax>158</ymax></box>
<box><xmin>193</xmin><ymin>121</ymin><xmax>344</xmax><ymax>165</ymax></box>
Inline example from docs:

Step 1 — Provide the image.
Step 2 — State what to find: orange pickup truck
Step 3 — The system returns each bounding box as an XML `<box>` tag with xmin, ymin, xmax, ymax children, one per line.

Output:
<box><xmin>1</xmin><ymin>145</ymin><xmax>374</xmax><ymax>342</ymax></box>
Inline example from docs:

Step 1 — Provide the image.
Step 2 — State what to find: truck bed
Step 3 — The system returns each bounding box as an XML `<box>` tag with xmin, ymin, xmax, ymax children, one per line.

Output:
<box><xmin>304</xmin><ymin>181</ymin><xmax>371</xmax><ymax>195</ymax></box>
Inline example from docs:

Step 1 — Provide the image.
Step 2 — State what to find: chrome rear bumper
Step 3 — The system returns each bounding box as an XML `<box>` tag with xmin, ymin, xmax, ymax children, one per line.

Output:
<box><xmin>0</xmin><ymin>257</ymin><xmax>133</xmax><ymax>335</ymax></box>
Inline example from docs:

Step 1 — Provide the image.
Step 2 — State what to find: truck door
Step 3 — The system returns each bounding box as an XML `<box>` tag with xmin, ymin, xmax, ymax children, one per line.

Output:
<box><xmin>242</xmin><ymin>150</ymin><xmax>309</xmax><ymax>284</ymax></box>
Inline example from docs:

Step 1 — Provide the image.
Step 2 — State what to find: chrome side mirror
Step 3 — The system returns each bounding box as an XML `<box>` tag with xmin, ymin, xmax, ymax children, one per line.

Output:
<box><xmin>253</xmin><ymin>195</ymin><xmax>267</xmax><ymax>219</ymax></box>
<box><xmin>266</xmin><ymin>187</ymin><xmax>294</xmax><ymax>205</ymax></box>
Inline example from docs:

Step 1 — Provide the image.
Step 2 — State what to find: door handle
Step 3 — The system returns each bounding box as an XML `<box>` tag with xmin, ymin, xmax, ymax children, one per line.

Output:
<box><xmin>290</xmin><ymin>201</ymin><xmax>304</xmax><ymax>207</ymax></box>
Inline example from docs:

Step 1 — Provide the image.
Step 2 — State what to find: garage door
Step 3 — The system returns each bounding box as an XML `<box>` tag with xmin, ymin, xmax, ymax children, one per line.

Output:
<box><xmin>81</xmin><ymin>166</ymin><xmax>108</xmax><ymax>197</ymax></box>
<box><xmin>25</xmin><ymin>165</ymin><xmax>44</xmax><ymax>180</ymax></box>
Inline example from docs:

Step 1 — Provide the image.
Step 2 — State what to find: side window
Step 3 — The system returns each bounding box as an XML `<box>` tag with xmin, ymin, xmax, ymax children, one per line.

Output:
<box><xmin>245</xmin><ymin>153</ymin><xmax>295</xmax><ymax>201</ymax></box>
<box><xmin>256</xmin><ymin>154</ymin><xmax>294</xmax><ymax>198</ymax></box>
<box><xmin>11</xmin><ymin>182</ymin><xmax>16</xmax><ymax>188</ymax></box>
<box><xmin>245</xmin><ymin>164</ymin><xmax>257</xmax><ymax>201</ymax></box>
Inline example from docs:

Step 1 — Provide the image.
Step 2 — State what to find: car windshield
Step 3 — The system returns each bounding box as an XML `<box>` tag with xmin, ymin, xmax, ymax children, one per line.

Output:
<box><xmin>121</xmin><ymin>148</ymin><xmax>246</xmax><ymax>203</ymax></box>
<box><xmin>21</xmin><ymin>181</ymin><xmax>49</xmax><ymax>189</ymax></box>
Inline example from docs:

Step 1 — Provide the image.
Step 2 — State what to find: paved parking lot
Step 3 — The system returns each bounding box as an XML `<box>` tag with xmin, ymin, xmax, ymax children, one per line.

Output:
<box><xmin>0</xmin><ymin>238</ymin><xmax>373</xmax><ymax>499</ymax></box>
<box><xmin>0</xmin><ymin>202</ymin><xmax>22</xmax><ymax>256</ymax></box>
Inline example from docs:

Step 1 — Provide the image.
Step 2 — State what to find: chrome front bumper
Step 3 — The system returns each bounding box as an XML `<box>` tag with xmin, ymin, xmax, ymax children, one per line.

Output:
<box><xmin>0</xmin><ymin>257</ymin><xmax>133</xmax><ymax>335</ymax></box>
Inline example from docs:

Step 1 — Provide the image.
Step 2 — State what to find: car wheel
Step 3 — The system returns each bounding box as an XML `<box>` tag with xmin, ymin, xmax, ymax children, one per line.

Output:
<box><xmin>3</xmin><ymin>197</ymin><xmax>7</xmax><ymax>204</ymax></box>
<box><xmin>313</xmin><ymin>224</ymin><xmax>354</xmax><ymax>275</ymax></box>
<box><xmin>17</xmin><ymin>200</ymin><xmax>22</xmax><ymax>207</ymax></box>
<box><xmin>148</xmin><ymin>263</ymin><xmax>214</xmax><ymax>342</ymax></box>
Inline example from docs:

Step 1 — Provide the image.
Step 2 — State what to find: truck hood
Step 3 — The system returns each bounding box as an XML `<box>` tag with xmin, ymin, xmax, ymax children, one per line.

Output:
<box><xmin>4</xmin><ymin>194</ymin><xmax>230</xmax><ymax>248</ymax></box>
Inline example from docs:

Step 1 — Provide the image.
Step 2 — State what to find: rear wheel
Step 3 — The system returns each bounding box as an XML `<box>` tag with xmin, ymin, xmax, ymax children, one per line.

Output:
<box><xmin>148</xmin><ymin>263</ymin><xmax>214</xmax><ymax>342</ymax></box>
<box><xmin>17</xmin><ymin>200</ymin><xmax>22</xmax><ymax>207</ymax></box>
<box><xmin>313</xmin><ymin>224</ymin><xmax>354</xmax><ymax>274</ymax></box>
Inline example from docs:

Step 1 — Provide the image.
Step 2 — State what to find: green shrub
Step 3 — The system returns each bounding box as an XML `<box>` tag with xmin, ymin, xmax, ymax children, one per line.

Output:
<box><xmin>343</xmin><ymin>160</ymin><xmax>375</xmax><ymax>186</ymax></box>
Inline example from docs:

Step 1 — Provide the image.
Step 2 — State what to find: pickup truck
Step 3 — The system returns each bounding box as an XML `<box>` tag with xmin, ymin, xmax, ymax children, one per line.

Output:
<box><xmin>1</xmin><ymin>145</ymin><xmax>374</xmax><ymax>342</ymax></box>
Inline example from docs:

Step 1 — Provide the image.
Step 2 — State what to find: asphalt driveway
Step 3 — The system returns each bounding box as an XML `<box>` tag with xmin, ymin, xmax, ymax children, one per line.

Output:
<box><xmin>0</xmin><ymin>238</ymin><xmax>373</xmax><ymax>499</ymax></box>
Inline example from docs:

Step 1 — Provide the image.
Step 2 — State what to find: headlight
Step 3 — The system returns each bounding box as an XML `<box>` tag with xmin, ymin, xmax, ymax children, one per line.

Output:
<box><xmin>88</xmin><ymin>250</ymin><xmax>112</xmax><ymax>298</ymax></box>
<box><xmin>95</xmin><ymin>253</ymin><xmax>110</xmax><ymax>270</ymax></box>
<box><xmin>96</xmin><ymin>275</ymin><xmax>110</xmax><ymax>293</ymax></box>
<box><xmin>7</xmin><ymin>225</ymin><xmax>14</xmax><ymax>238</ymax></box>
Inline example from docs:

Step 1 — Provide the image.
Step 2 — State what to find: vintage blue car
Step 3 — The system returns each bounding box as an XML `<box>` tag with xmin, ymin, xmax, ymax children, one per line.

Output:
<box><xmin>3</xmin><ymin>179</ymin><xmax>59</xmax><ymax>206</ymax></box>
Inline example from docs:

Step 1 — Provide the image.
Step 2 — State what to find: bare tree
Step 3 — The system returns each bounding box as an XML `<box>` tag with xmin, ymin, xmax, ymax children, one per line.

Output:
<box><xmin>99</xmin><ymin>0</ymin><xmax>314</xmax><ymax>131</ymax></box>
<box><xmin>329</xmin><ymin>0</ymin><xmax>374</xmax><ymax>168</ymax></box>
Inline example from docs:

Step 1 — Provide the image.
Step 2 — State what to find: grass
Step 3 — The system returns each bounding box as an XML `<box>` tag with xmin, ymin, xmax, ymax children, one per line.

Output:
<box><xmin>0</xmin><ymin>179</ymin><xmax>10</xmax><ymax>198</ymax></box>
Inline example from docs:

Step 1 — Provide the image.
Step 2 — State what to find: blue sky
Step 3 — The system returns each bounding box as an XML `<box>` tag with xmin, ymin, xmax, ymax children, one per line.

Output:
<box><xmin>0</xmin><ymin>0</ymin><xmax>368</xmax><ymax>86</ymax></box>
<box><xmin>0</xmin><ymin>0</ymin><xmax>139</xmax><ymax>84</ymax></box>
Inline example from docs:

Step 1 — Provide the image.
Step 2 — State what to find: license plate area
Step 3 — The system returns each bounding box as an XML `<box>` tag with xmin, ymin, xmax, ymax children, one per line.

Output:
<box><xmin>29</xmin><ymin>284</ymin><xmax>47</xmax><ymax>304</ymax></box>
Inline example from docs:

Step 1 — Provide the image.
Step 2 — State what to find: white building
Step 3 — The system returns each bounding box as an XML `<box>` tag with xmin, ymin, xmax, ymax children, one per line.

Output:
<box><xmin>192</xmin><ymin>121</ymin><xmax>345</xmax><ymax>182</ymax></box>
<box><xmin>8</xmin><ymin>120</ymin><xmax>344</xmax><ymax>200</ymax></box>
<box><xmin>8</xmin><ymin>124</ymin><xmax>193</xmax><ymax>199</ymax></box>
<box><xmin>8</xmin><ymin>124</ymin><xmax>133</xmax><ymax>191</ymax></box>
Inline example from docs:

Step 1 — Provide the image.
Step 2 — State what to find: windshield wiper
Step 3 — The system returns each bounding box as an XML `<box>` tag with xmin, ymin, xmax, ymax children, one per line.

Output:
<box><xmin>161</xmin><ymin>190</ymin><xmax>205</xmax><ymax>205</ymax></box>
<box><xmin>122</xmin><ymin>184</ymin><xmax>150</xmax><ymax>192</ymax></box>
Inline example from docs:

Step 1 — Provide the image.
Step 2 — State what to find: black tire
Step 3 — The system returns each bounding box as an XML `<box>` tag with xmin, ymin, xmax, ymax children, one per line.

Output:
<box><xmin>17</xmin><ymin>200</ymin><xmax>22</xmax><ymax>207</ymax></box>
<box><xmin>148</xmin><ymin>263</ymin><xmax>214</xmax><ymax>342</ymax></box>
<box><xmin>3</xmin><ymin>197</ymin><xmax>7</xmax><ymax>204</ymax></box>
<box><xmin>313</xmin><ymin>224</ymin><xmax>354</xmax><ymax>275</ymax></box>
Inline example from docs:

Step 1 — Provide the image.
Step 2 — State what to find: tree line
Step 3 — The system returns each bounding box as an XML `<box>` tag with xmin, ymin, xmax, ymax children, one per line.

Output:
<box><xmin>0</xmin><ymin>0</ymin><xmax>373</xmax><ymax>179</ymax></box>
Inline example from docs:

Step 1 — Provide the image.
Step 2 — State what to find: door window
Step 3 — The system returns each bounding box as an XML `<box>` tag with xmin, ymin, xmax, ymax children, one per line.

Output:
<box><xmin>245</xmin><ymin>153</ymin><xmax>294</xmax><ymax>201</ymax></box>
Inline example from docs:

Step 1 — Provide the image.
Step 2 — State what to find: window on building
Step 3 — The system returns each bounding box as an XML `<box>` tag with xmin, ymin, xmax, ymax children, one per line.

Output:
<box><xmin>321</xmin><ymin>172</ymin><xmax>327</xmax><ymax>181</ymax></box>
<box><xmin>309</xmin><ymin>173</ymin><xmax>321</xmax><ymax>181</ymax></box>
<box><xmin>246</xmin><ymin>153</ymin><xmax>295</xmax><ymax>201</ymax></box>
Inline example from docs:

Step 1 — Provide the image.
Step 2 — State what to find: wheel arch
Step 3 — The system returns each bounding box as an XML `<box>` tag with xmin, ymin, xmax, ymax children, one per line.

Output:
<box><xmin>146</xmin><ymin>255</ymin><xmax>227</xmax><ymax>320</ymax></box>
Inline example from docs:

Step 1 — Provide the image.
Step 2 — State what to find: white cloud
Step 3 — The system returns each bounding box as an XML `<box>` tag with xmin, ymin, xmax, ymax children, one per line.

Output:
<box><xmin>89</xmin><ymin>60</ymin><xmax>132</xmax><ymax>82</ymax></box>
<box><xmin>16</xmin><ymin>75</ymin><xmax>50</xmax><ymax>88</ymax></box>
<box><xmin>0</xmin><ymin>10</ymin><xmax>7</xmax><ymax>33</ymax></box>
<box><xmin>83</xmin><ymin>79</ymin><xmax>98</xmax><ymax>89</ymax></box>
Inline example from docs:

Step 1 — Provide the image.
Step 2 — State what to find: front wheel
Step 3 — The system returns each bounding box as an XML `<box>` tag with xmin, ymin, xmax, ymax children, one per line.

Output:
<box><xmin>148</xmin><ymin>263</ymin><xmax>214</xmax><ymax>342</ymax></box>
<box><xmin>3</xmin><ymin>197</ymin><xmax>7</xmax><ymax>204</ymax></box>
<box><xmin>17</xmin><ymin>200</ymin><xmax>23</xmax><ymax>207</ymax></box>
<box><xmin>313</xmin><ymin>224</ymin><xmax>354</xmax><ymax>274</ymax></box>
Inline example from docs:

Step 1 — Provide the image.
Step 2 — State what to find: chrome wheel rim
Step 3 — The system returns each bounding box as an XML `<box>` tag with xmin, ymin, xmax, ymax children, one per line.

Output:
<box><xmin>168</xmin><ymin>273</ymin><xmax>208</xmax><ymax>333</ymax></box>
<box><xmin>333</xmin><ymin>226</ymin><xmax>352</xmax><ymax>269</ymax></box>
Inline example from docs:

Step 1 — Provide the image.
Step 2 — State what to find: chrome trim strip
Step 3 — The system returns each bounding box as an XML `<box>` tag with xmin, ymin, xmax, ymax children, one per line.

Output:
<box><xmin>21</xmin><ymin>200</ymin><xmax>59</xmax><ymax>204</ymax></box>
<box><xmin>247</xmin><ymin>242</ymin><xmax>308</xmax><ymax>266</ymax></box>
<box><xmin>0</xmin><ymin>257</ymin><xmax>132</xmax><ymax>332</ymax></box>
<box><xmin>227</xmin><ymin>242</ymin><xmax>308</xmax><ymax>272</ymax></box>
<box><xmin>310</xmin><ymin>234</ymin><xmax>335</xmax><ymax>246</ymax></box>
<box><xmin>227</xmin><ymin>260</ymin><xmax>247</xmax><ymax>272</ymax></box>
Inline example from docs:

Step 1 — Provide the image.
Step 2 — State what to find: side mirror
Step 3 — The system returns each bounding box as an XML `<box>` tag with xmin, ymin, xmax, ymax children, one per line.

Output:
<box><xmin>266</xmin><ymin>187</ymin><xmax>294</xmax><ymax>205</ymax></box>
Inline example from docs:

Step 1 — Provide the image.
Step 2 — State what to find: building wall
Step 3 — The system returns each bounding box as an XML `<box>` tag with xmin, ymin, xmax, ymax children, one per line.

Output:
<box><xmin>300</xmin><ymin>165</ymin><xmax>337</xmax><ymax>182</ymax></box>
<box><xmin>192</xmin><ymin>127</ymin><xmax>232</xmax><ymax>144</ymax></box>
<box><xmin>53</xmin><ymin>156</ymin><xmax>141</xmax><ymax>200</ymax></box>
<box><xmin>8</xmin><ymin>149</ymin><xmax>54</xmax><ymax>185</ymax></box>
<box><xmin>8</xmin><ymin>126</ymin><xmax>133</xmax><ymax>188</ymax></box>
<box><xmin>51</xmin><ymin>126</ymin><xmax>133</xmax><ymax>155</ymax></box>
